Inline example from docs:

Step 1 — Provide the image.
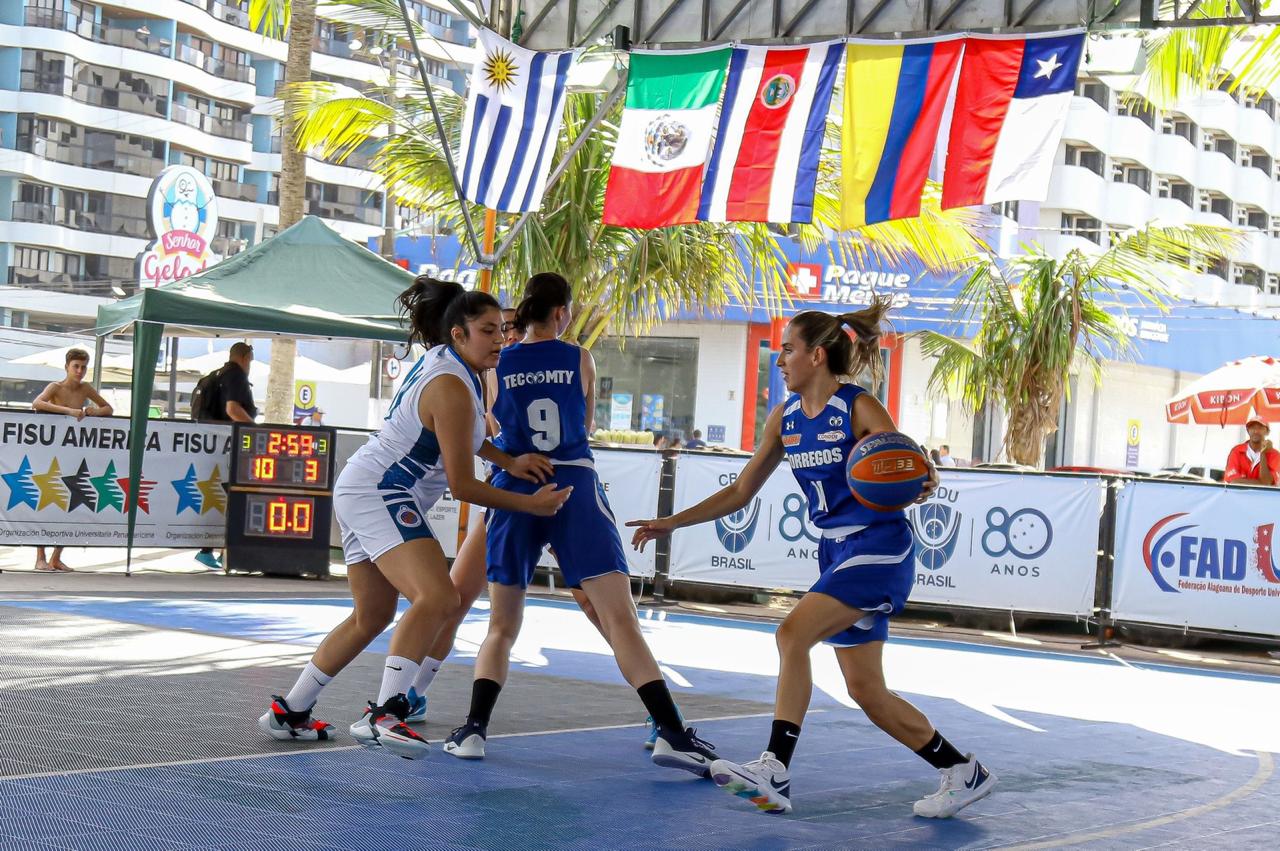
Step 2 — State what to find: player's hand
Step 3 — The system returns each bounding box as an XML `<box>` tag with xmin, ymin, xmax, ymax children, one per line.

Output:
<box><xmin>508</xmin><ymin>453</ymin><xmax>553</xmax><ymax>484</ymax></box>
<box><xmin>915</xmin><ymin>461</ymin><xmax>940</xmax><ymax>504</ymax></box>
<box><xmin>527</xmin><ymin>483</ymin><xmax>571</xmax><ymax>517</ymax></box>
<box><xmin>73</xmin><ymin>408</ymin><xmax>86</xmax><ymax>421</ymax></box>
<box><xmin>626</xmin><ymin>517</ymin><xmax>677</xmax><ymax>552</ymax></box>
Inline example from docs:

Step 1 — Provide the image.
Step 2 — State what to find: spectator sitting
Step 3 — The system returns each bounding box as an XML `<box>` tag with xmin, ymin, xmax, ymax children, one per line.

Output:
<box><xmin>1224</xmin><ymin>416</ymin><xmax>1278</xmax><ymax>486</ymax></box>
<box><xmin>929</xmin><ymin>447</ymin><xmax>942</xmax><ymax>465</ymax></box>
<box><xmin>684</xmin><ymin>429</ymin><xmax>707</xmax><ymax>450</ymax></box>
<box><xmin>32</xmin><ymin>347</ymin><xmax>113</xmax><ymax>572</ymax></box>
<box><xmin>938</xmin><ymin>444</ymin><xmax>958</xmax><ymax>467</ymax></box>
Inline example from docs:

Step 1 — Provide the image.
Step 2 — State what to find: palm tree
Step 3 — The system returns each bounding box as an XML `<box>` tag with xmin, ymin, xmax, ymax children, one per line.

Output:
<box><xmin>921</xmin><ymin>225</ymin><xmax>1243</xmax><ymax>467</ymax></box>
<box><xmin>1135</xmin><ymin>2</ymin><xmax>1280</xmax><ymax>105</ymax></box>
<box><xmin>250</xmin><ymin>0</ymin><xmax>318</xmax><ymax>423</ymax></box>
<box><xmin>284</xmin><ymin>2</ymin><xmax>988</xmax><ymax>344</ymax></box>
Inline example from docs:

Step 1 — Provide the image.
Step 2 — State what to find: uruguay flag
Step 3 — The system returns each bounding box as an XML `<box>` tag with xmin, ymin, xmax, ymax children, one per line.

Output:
<box><xmin>459</xmin><ymin>29</ymin><xmax>576</xmax><ymax>213</ymax></box>
<box><xmin>698</xmin><ymin>41</ymin><xmax>842</xmax><ymax>224</ymax></box>
<box><xmin>941</xmin><ymin>31</ymin><xmax>1085</xmax><ymax>210</ymax></box>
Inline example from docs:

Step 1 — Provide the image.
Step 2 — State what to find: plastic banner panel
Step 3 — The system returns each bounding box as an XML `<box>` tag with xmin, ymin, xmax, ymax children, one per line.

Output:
<box><xmin>1113</xmin><ymin>480</ymin><xmax>1280</xmax><ymax>637</ymax></box>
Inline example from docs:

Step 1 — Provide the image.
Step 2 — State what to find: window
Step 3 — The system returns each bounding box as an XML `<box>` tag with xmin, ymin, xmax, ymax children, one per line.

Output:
<box><xmin>1244</xmin><ymin>147</ymin><xmax>1272</xmax><ymax>175</ymax></box>
<box><xmin>1206</xmin><ymin>257</ymin><xmax>1228</xmax><ymax>280</ymax></box>
<box><xmin>1075</xmin><ymin>77</ymin><xmax>1109</xmax><ymax>110</ymax></box>
<box><xmin>1202</xmin><ymin>131</ymin><xmax>1236</xmax><ymax>160</ymax></box>
<box><xmin>1245</xmin><ymin>91</ymin><xmax>1277</xmax><ymax>119</ymax></box>
<box><xmin>1266</xmin><ymin>274</ymin><xmax>1280</xmax><ymax>295</ymax></box>
<box><xmin>1199</xmin><ymin>191</ymin><xmax>1232</xmax><ymax>219</ymax></box>
<box><xmin>14</xmin><ymin>246</ymin><xmax>51</xmax><ymax>270</ymax></box>
<box><xmin>590</xmin><ymin>337</ymin><xmax>700</xmax><ymax>436</ymax></box>
<box><xmin>177</xmin><ymin>149</ymin><xmax>207</xmax><ymax>171</ymax></box>
<box><xmin>1157</xmin><ymin>176</ymin><xmax>1193</xmax><ymax>207</ymax></box>
<box><xmin>1217</xmin><ymin>74</ymin><xmax>1240</xmax><ymax>102</ymax></box>
<box><xmin>1161</xmin><ymin>112</ymin><xmax>1199</xmax><ymax>146</ymax></box>
<box><xmin>209</xmin><ymin>158</ymin><xmax>238</xmax><ymax>182</ymax></box>
<box><xmin>1112</xmin><ymin>161</ymin><xmax>1151</xmax><ymax>192</ymax></box>
<box><xmin>990</xmin><ymin>200</ymin><xmax>1019</xmax><ymax>220</ymax></box>
<box><xmin>18</xmin><ymin>182</ymin><xmax>53</xmax><ymax>205</ymax></box>
<box><xmin>1061</xmin><ymin>213</ymin><xmax>1103</xmax><ymax>244</ymax></box>
<box><xmin>1064</xmin><ymin>144</ymin><xmax>1104</xmax><ymax>176</ymax></box>
<box><xmin>1239</xmin><ymin>206</ymin><xmax>1268</xmax><ymax>230</ymax></box>
<box><xmin>1233</xmin><ymin>264</ymin><xmax>1263</xmax><ymax>290</ymax></box>
<box><xmin>1118</xmin><ymin>96</ymin><xmax>1155</xmax><ymax>128</ymax></box>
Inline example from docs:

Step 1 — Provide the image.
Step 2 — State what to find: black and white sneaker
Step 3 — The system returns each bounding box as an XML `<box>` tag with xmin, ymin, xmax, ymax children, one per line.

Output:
<box><xmin>651</xmin><ymin>726</ymin><xmax>717</xmax><ymax>777</ymax></box>
<box><xmin>349</xmin><ymin>694</ymin><xmax>429</xmax><ymax>760</ymax></box>
<box><xmin>443</xmin><ymin>721</ymin><xmax>487</xmax><ymax>759</ymax></box>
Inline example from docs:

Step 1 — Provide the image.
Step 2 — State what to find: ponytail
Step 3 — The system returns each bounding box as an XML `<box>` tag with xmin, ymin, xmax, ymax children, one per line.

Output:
<box><xmin>789</xmin><ymin>296</ymin><xmax>893</xmax><ymax>381</ymax></box>
<box><xmin>514</xmin><ymin>272</ymin><xmax>572</xmax><ymax>331</ymax></box>
<box><xmin>398</xmin><ymin>275</ymin><xmax>500</xmax><ymax>348</ymax></box>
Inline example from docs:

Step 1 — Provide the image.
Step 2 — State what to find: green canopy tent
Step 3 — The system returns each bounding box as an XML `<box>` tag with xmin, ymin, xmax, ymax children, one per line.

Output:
<box><xmin>93</xmin><ymin>216</ymin><xmax>416</xmax><ymax>570</ymax></box>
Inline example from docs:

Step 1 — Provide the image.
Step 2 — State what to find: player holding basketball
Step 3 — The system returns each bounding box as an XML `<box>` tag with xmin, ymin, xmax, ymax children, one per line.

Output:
<box><xmin>258</xmin><ymin>278</ymin><xmax>569</xmax><ymax>760</ymax></box>
<box><xmin>629</xmin><ymin>304</ymin><xmax>996</xmax><ymax>818</ymax></box>
<box><xmin>443</xmin><ymin>272</ymin><xmax>716</xmax><ymax>776</ymax></box>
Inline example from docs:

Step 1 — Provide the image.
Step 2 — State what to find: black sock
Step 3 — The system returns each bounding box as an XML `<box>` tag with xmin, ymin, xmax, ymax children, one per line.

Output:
<box><xmin>466</xmin><ymin>678</ymin><xmax>502</xmax><ymax>729</ymax></box>
<box><xmin>766</xmin><ymin>720</ymin><xmax>801</xmax><ymax>768</ymax></box>
<box><xmin>636</xmin><ymin>680</ymin><xmax>685</xmax><ymax>741</ymax></box>
<box><xmin>915</xmin><ymin>731</ymin><xmax>967</xmax><ymax>770</ymax></box>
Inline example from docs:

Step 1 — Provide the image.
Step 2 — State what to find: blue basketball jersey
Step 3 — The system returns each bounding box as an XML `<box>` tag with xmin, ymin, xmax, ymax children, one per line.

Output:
<box><xmin>493</xmin><ymin>339</ymin><xmax>591</xmax><ymax>462</ymax></box>
<box><xmin>780</xmin><ymin>383</ymin><xmax>903</xmax><ymax>531</ymax></box>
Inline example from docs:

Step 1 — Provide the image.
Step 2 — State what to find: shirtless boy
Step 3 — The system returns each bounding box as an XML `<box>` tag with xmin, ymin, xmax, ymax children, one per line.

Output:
<box><xmin>31</xmin><ymin>348</ymin><xmax>113</xmax><ymax>572</ymax></box>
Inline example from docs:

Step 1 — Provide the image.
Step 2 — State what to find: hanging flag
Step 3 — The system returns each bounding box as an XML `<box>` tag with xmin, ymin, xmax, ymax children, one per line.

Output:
<box><xmin>458</xmin><ymin>29</ymin><xmax>576</xmax><ymax>213</ymax></box>
<box><xmin>603</xmin><ymin>46</ymin><xmax>731</xmax><ymax>229</ymax></box>
<box><xmin>698</xmin><ymin>42</ymin><xmax>842</xmax><ymax>224</ymax></box>
<box><xmin>840</xmin><ymin>38</ymin><xmax>963</xmax><ymax>229</ymax></box>
<box><xmin>941</xmin><ymin>31</ymin><xmax>1085</xmax><ymax>210</ymax></box>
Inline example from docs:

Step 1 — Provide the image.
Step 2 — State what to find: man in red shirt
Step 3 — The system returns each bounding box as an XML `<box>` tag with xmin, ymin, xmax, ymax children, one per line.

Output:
<box><xmin>1224</xmin><ymin>416</ymin><xmax>1279</xmax><ymax>485</ymax></box>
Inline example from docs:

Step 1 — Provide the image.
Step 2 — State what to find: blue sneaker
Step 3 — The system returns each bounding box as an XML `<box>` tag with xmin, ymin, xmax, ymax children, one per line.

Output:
<box><xmin>194</xmin><ymin>551</ymin><xmax>220</xmax><ymax>571</ymax></box>
<box><xmin>644</xmin><ymin>716</ymin><xmax>658</xmax><ymax>750</ymax></box>
<box><xmin>406</xmin><ymin>686</ymin><xmax>428</xmax><ymax>724</ymax></box>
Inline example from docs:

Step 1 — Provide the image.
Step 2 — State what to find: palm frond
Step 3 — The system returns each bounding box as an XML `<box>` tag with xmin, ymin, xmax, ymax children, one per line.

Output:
<box><xmin>249</xmin><ymin>0</ymin><xmax>290</xmax><ymax>39</ymax></box>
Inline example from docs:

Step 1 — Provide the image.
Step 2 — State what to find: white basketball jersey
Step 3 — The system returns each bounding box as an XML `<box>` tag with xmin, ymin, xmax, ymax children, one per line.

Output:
<box><xmin>344</xmin><ymin>345</ymin><xmax>486</xmax><ymax>494</ymax></box>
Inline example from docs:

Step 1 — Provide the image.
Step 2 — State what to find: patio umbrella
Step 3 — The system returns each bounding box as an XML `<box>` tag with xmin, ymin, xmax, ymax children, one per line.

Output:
<box><xmin>1165</xmin><ymin>355</ymin><xmax>1280</xmax><ymax>425</ymax></box>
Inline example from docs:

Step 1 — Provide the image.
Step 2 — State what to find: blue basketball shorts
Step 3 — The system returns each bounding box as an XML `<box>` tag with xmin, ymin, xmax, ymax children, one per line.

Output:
<box><xmin>486</xmin><ymin>462</ymin><xmax>630</xmax><ymax>589</ymax></box>
<box><xmin>811</xmin><ymin>520</ymin><xmax>915</xmax><ymax>647</ymax></box>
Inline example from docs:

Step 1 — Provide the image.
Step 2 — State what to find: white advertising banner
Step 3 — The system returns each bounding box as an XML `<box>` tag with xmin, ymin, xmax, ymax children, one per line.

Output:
<box><xmin>669</xmin><ymin>456</ymin><xmax>1102</xmax><ymax>616</ymax></box>
<box><xmin>1113</xmin><ymin>481</ymin><xmax>1280</xmax><ymax>637</ymax></box>
<box><xmin>0</xmin><ymin>413</ymin><xmax>232</xmax><ymax>548</ymax></box>
<box><xmin>536</xmin><ymin>448</ymin><xmax>661</xmax><ymax>577</ymax></box>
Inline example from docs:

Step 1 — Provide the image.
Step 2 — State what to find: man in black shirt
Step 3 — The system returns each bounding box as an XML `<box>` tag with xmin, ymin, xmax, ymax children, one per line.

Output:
<box><xmin>196</xmin><ymin>342</ymin><xmax>256</xmax><ymax>569</ymax></box>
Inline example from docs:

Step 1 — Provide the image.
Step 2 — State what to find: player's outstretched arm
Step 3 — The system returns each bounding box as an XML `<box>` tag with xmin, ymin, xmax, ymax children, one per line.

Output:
<box><xmin>628</xmin><ymin>405</ymin><xmax>786</xmax><ymax>551</ymax></box>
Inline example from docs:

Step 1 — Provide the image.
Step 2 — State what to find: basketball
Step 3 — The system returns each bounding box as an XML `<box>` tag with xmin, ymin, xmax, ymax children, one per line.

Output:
<box><xmin>846</xmin><ymin>431</ymin><xmax>930</xmax><ymax>511</ymax></box>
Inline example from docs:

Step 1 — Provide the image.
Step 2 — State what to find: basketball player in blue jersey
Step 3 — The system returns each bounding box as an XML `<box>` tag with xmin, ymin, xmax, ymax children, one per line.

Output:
<box><xmin>630</xmin><ymin>304</ymin><xmax>996</xmax><ymax>818</ymax></box>
<box><xmin>258</xmin><ymin>279</ymin><xmax>569</xmax><ymax>760</ymax></box>
<box><xmin>444</xmin><ymin>272</ymin><xmax>717</xmax><ymax>776</ymax></box>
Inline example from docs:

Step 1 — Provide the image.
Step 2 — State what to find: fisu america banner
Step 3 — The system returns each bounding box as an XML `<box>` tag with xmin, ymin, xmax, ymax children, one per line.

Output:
<box><xmin>0</xmin><ymin>412</ymin><xmax>231</xmax><ymax>548</ymax></box>
<box><xmin>1112</xmin><ymin>480</ymin><xmax>1280</xmax><ymax>638</ymax></box>
<box><xmin>669</xmin><ymin>456</ymin><xmax>1102</xmax><ymax>617</ymax></box>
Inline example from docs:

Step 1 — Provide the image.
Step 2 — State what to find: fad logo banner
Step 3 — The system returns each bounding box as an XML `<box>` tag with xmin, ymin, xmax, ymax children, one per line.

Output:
<box><xmin>0</xmin><ymin>413</ymin><xmax>232</xmax><ymax>546</ymax></box>
<box><xmin>1114</xmin><ymin>482</ymin><xmax>1280</xmax><ymax>637</ymax></box>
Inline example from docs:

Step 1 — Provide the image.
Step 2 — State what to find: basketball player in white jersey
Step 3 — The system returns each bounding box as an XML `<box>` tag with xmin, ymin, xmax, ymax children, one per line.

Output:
<box><xmin>258</xmin><ymin>279</ymin><xmax>569</xmax><ymax>760</ymax></box>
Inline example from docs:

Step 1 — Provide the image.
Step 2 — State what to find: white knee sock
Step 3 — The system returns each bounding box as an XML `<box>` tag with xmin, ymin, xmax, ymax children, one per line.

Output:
<box><xmin>412</xmin><ymin>656</ymin><xmax>444</xmax><ymax>693</ymax></box>
<box><xmin>377</xmin><ymin>655</ymin><xmax>421</xmax><ymax>705</ymax></box>
<box><xmin>283</xmin><ymin>661</ymin><xmax>333</xmax><ymax>711</ymax></box>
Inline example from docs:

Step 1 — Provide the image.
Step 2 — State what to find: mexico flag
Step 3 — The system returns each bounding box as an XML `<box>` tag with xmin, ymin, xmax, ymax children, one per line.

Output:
<box><xmin>603</xmin><ymin>47</ymin><xmax>731</xmax><ymax>229</ymax></box>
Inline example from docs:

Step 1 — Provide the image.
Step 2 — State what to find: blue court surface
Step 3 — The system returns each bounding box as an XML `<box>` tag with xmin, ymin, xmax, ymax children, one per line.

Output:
<box><xmin>1</xmin><ymin>594</ymin><xmax>1278</xmax><ymax>850</ymax></box>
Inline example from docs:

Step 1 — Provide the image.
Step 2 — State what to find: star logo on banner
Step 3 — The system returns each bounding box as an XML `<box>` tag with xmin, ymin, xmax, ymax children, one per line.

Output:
<box><xmin>172</xmin><ymin>464</ymin><xmax>202</xmax><ymax>515</ymax></box>
<box><xmin>1035</xmin><ymin>53</ymin><xmax>1063</xmax><ymax>80</ymax></box>
<box><xmin>197</xmin><ymin>465</ymin><xmax>227</xmax><ymax>515</ymax></box>
<box><xmin>33</xmin><ymin>458</ymin><xmax>70</xmax><ymax>511</ymax></box>
<box><xmin>118</xmin><ymin>475</ymin><xmax>156</xmax><ymax>514</ymax></box>
<box><xmin>483</xmin><ymin>48</ymin><xmax>519</xmax><ymax>91</ymax></box>
<box><xmin>61</xmin><ymin>459</ymin><xmax>98</xmax><ymax>512</ymax></box>
<box><xmin>91</xmin><ymin>460</ymin><xmax>125</xmax><ymax>513</ymax></box>
<box><xmin>2</xmin><ymin>457</ymin><xmax>37</xmax><ymax>510</ymax></box>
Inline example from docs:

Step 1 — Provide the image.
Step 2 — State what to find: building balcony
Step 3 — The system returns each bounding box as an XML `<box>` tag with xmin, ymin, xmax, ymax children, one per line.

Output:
<box><xmin>1046</xmin><ymin>165</ymin><xmax>1108</xmax><ymax>222</ymax></box>
<box><xmin>1196</xmin><ymin>149</ymin><xmax>1236</xmax><ymax>195</ymax></box>
<box><xmin>1061</xmin><ymin>96</ymin><xmax>1111</xmax><ymax>152</ymax></box>
<box><xmin>1102</xmin><ymin>181</ymin><xmax>1153</xmax><ymax>229</ymax></box>
<box><xmin>24</xmin><ymin>7</ymin><xmax>172</xmax><ymax>58</ymax></box>
<box><xmin>212</xmin><ymin>179</ymin><xmax>259</xmax><ymax>202</ymax></box>
<box><xmin>306</xmin><ymin>199</ymin><xmax>382</xmax><ymax>226</ymax></box>
<box><xmin>170</xmin><ymin>103</ymin><xmax>251</xmax><ymax>141</ymax></box>
<box><xmin>1151</xmin><ymin>134</ymin><xmax>1200</xmax><ymax>182</ymax></box>
<box><xmin>16</xmin><ymin>135</ymin><xmax>167</xmax><ymax>179</ymax></box>
<box><xmin>20</xmin><ymin>71</ymin><xmax>169</xmax><ymax>119</ymax></box>
<box><xmin>7</xmin><ymin>266</ymin><xmax>92</xmax><ymax>288</ymax></box>
<box><xmin>11</xmin><ymin>202</ymin><xmax>149</xmax><ymax>240</ymax></box>
<box><xmin>1108</xmin><ymin>115</ymin><xmax>1158</xmax><ymax>169</ymax></box>
<box><xmin>175</xmin><ymin>43</ymin><xmax>255</xmax><ymax>84</ymax></box>
<box><xmin>1234</xmin><ymin>166</ymin><xmax>1274</xmax><ymax>210</ymax></box>
<box><xmin>1234</xmin><ymin>107</ymin><xmax>1277</xmax><ymax>156</ymax></box>
<box><xmin>209</xmin><ymin>2</ymin><xmax>251</xmax><ymax>29</ymax></box>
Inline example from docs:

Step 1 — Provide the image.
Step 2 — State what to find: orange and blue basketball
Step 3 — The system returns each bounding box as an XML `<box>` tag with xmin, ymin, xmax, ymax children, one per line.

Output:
<box><xmin>846</xmin><ymin>432</ymin><xmax>929</xmax><ymax>511</ymax></box>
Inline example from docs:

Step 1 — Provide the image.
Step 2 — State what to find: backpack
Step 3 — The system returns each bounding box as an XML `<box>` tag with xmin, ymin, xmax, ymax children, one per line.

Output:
<box><xmin>190</xmin><ymin>367</ymin><xmax>225</xmax><ymax>421</ymax></box>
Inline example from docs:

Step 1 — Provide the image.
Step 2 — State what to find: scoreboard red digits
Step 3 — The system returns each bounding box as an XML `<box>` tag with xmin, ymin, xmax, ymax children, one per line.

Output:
<box><xmin>234</xmin><ymin>425</ymin><xmax>332</xmax><ymax>489</ymax></box>
<box><xmin>245</xmin><ymin>493</ymin><xmax>315</xmax><ymax>539</ymax></box>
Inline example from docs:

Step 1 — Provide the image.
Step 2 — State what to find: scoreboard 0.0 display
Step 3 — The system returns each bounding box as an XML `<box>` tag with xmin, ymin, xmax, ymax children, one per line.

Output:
<box><xmin>226</xmin><ymin>424</ymin><xmax>336</xmax><ymax>578</ymax></box>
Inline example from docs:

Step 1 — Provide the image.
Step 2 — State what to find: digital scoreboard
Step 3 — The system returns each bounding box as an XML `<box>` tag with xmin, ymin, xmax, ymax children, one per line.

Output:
<box><xmin>225</xmin><ymin>424</ymin><xmax>336</xmax><ymax>578</ymax></box>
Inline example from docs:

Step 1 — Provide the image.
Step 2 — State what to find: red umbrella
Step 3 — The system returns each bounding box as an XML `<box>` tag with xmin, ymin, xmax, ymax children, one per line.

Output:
<box><xmin>1166</xmin><ymin>356</ymin><xmax>1280</xmax><ymax>425</ymax></box>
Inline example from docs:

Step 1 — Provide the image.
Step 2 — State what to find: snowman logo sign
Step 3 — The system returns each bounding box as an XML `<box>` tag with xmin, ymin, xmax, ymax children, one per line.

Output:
<box><xmin>136</xmin><ymin>165</ymin><xmax>220</xmax><ymax>289</ymax></box>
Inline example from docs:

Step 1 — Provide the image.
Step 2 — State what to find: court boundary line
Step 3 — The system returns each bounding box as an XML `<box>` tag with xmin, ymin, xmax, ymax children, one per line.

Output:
<box><xmin>0</xmin><ymin>711</ymin><xmax>778</xmax><ymax>784</ymax></box>
<box><xmin>996</xmin><ymin>750</ymin><xmax>1275</xmax><ymax>850</ymax></box>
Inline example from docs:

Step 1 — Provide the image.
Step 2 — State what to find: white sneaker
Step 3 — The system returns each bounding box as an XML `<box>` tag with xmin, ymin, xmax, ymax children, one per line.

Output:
<box><xmin>709</xmin><ymin>752</ymin><xmax>792</xmax><ymax>814</ymax></box>
<box><xmin>443</xmin><ymin>721</ymin><xmax>487</xmax><ymax>759</ymax></box>
<box><xmin>913</xmin><ymin>755</ymin><xmax>996</xmax><ymax>818</ymax></box>
<box><xmin>651</xmin><ymin>727</ymin><xmax>718</xmax><ymax>777</ymax></box>
<box><xmin>349</xmin><ymin>695</ymin><xmax>429</xmax><ymax>761</ymax></box>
